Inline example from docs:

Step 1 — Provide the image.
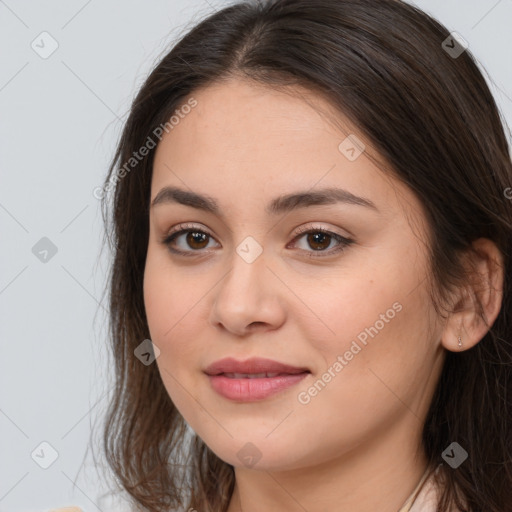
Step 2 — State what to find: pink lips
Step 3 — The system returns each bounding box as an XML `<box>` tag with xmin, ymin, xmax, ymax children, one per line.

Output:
<box><xmin>204</xmin><ymin>357</ymin><xmax>310</xmax><ymax>402</ymax></box>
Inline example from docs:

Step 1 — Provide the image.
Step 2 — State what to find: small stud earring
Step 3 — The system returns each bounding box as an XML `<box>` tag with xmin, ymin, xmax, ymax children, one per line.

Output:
<box><xmin>458</xmin><ymin>335</ymin><xmax>462</xmax><ymax>348</ymax></box>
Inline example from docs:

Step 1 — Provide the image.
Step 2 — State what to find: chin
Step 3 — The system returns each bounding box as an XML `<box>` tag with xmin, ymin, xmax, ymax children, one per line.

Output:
<box><xmin>198</xmin><ymin>434</ymin><xmax>312</xmax><ymax>472</ymax></box>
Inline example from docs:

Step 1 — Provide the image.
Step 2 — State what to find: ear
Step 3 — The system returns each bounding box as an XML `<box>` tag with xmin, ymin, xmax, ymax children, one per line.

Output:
<box><xmin>441</xmin><ymin>238</ymin><xmax>504</xmax><ymax>352</ymax></box>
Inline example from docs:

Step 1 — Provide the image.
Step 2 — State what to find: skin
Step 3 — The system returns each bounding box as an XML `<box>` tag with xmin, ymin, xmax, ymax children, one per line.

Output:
<box><xmin>143</xmin><ymin>78</ymin><xmax>503</xmax><ymax>512</ymax></box>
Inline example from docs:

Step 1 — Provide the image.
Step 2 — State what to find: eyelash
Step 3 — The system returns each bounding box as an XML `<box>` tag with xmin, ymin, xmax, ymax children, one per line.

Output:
<box><xmin>161</xmin><ymin>222</ymin><xmax>354</xmax><ymax>258</ymax></box>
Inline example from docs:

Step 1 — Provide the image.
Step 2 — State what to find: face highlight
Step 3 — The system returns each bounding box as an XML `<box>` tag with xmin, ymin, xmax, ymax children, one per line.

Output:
<box><xmin>143</xmin><ymin>78</ymin><xmax>446</xmax><ymax>474</ymax></box>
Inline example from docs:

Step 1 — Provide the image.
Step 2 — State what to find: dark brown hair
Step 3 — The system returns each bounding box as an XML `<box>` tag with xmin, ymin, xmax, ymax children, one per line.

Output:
<box><xmin>99</xmin><ymin>1</ymin><xmax>512</xmax><ymax>510</ymax></box>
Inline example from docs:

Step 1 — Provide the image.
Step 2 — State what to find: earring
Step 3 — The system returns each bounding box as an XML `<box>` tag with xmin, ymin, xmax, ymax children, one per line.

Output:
<box><xmin>458</xmin><ymin>335</ymin><xmax>462</xmax><ymax>348</ymax></box>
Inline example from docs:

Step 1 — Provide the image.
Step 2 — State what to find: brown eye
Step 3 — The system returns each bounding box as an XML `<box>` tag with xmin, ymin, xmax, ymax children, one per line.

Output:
<box><xmin>162</xmin><ymin>224</ymin><xmax>354</xmax><ymax>258</ymax></box>
<box><xmin>185</xmin><ymin>231</ymin><xmax>210</xmax><ymax>250</ymax></box>
<box><xmin>162</xmin><ymin>225</ymin><xmax>219</xmax><ymax>256</ymax></box>
<box><xmin>305</xmin><ymin>232</ymin><xmax>332</xmax><ymax>251</ymax></box>
<box><xmin>290</xmin><ymin>227</ymin><xmax>354</xmax><ymax>257</ymax></box>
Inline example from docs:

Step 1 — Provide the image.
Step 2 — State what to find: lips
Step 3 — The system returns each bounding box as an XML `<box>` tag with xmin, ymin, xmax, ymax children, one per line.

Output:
<box><xmin>204</xmin><ymin>357</ymin><xmax>310</xmax><ymax>402</ymax></box>
<box><xmin>204</xmin><ymin>357</ymin><xmax>311</xmax><ymax>401</ymax></box>
<box><xmin>223</xmin><ymin>372</ymin><xmax>285</xmax><ymax>379</ymax></box>
<box><xmin>204</xmin><ymin>357</ymin><xmax>310</xmax><ymax>377</ymax></box>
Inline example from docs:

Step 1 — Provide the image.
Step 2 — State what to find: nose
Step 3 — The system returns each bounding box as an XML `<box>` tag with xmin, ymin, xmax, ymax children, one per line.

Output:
<box><xmin>209</xmin><ymin>246</ymin><xmax>286</xmax><ymax>336</ymax></box>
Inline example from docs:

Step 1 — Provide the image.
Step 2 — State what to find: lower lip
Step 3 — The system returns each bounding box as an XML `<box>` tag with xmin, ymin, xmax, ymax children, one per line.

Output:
<box><xmin>207</xmin><ymin>373</ymin><xmax>309</xmax><ymax>402</ymax></box>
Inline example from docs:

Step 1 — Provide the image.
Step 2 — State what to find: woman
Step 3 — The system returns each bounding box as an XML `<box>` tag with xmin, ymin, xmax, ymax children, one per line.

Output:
<box><xmin>98</xmin><ymin>0</ymin><xmax>512</xmax><ymax>510</ymax></box>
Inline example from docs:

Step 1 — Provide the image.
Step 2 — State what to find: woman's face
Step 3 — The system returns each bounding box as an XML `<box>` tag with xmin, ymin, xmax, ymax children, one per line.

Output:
<box><xmin>143</xmin><ymin>78</ymin><xmax>446</xmax><ymax>471</ymax></box>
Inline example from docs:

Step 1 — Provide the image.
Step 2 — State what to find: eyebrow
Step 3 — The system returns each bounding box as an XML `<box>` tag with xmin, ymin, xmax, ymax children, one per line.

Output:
<box><xmin>150</xmin><ymin>185</ymin><xmax>378</xmax><ymax>215</ymax></box>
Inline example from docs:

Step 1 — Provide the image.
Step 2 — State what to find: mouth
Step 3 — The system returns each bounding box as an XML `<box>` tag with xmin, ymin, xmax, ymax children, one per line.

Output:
<box><xmin>220</xmin><ymin>371</ymin><xmax>306</xmax><ymax>379</ymax></box>
<box><xmin>204</xmin><ymin>358</ymin><xmax>311</xmax><ymax>402</ymax></box>
<box><xmin>204</xmin><ymin>356</ymin><xmax>310</xmax><ymax>376</ymax></box>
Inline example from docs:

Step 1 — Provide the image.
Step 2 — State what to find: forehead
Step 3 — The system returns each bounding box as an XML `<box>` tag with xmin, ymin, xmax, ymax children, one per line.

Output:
<box><xmin>150</xmin><ymin>79</ymin><xmax>418</xmax><ymax>222</ymax></box>
<box><xmin>159</xmin><ymin>78</ymin><xmax>353</xmax><ymax>156</ymax></box>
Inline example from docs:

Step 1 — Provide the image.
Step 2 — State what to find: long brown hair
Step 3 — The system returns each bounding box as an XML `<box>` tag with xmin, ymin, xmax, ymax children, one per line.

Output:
<box><xmin>99</xmin><ymin>1</ymin><xmax>512</xmax><ymax>510</ymax></box>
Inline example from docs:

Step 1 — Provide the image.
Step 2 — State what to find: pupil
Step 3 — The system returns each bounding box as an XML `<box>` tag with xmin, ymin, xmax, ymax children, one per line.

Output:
<box><xmin>188</xmin><ymin>232</ymin><xmax>208</xmax><ymax>248</ymax></box>
<box><xmin>308</xmin><ymin>232</ymin><xmax>330</xmax><ymax>250</ymax></box>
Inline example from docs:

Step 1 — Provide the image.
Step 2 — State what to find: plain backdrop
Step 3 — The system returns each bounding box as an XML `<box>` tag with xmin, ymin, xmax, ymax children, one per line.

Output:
<box><xmin>1</xmin><ymin>0</ymin><xmax>511</xmax><ymax>510</ymax></box>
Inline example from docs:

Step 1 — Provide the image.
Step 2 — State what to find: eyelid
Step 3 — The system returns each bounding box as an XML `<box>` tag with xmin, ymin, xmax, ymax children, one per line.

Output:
<box><xmin>166</xmin><ymin>222</ymin><xmax>214</xmax><ymax>239</ymax></box>
<box><xmin>292</xmin><ymin>223</ymin><xmax>348</xmax><ymax>238</ymax></box>
<box><xmin>165</xmin><ymin>222</ymin><xmax>349</xmax><ymax>240</ymax></box>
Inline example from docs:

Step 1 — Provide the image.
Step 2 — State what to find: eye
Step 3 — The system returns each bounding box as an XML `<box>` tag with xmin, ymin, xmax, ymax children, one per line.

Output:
<box><xmin>288</xmin><ymin>225</ymin><xmax>354</xmax><ymax>257</ymax></box>
<box><xmin>161</xmin><ymin>223</ymin><xmax>219</xmax><ymax>257</ymax></box>
<box><xmin>161</xmin><ymin>223</ymin><xmax>354</xmax><ymax>258</ymax></box>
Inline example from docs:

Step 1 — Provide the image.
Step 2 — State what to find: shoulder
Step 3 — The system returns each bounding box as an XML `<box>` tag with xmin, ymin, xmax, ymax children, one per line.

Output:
<box><xmin>409</xmin><ymin>474</ymin><xmax>441</xmax><ymax>512</ymax></box>
<box><xmin>410</xmin><ymin>467</ymin><xmax>468</xmax><ymax>512</ymax></box>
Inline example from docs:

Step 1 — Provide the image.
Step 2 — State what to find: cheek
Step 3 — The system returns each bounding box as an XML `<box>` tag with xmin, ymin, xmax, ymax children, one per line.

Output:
<box><xmin>143</xmin><ymin>247</ymin><xmax>198</xmax><ymax>342</ymax></box>
<box><xmin>143</xmin><ymin>255</ymin><xmax>203</xmax><ymax>416</ymax></box>
<box><xmin>300</xmin><ymin>251</ymin><xmax>433</xmax><ymax>385</ymax></box>
<box><xmin>143</xmin><ymin>249</ymin><xmax>213</xmax><ymax>397</ymax></box>
<box><xmin>291</xmin><ymin>287</ymin><xmax>432</xmax><ymax>452</ymax></box>
<box><xmin>294</xmin><ymin>271</ymin><xmax>401</xmax><ymax>358</ymax></box>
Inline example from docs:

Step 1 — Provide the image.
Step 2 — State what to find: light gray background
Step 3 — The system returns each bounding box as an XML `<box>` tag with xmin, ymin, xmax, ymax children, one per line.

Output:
<box><xmin>1</xmin><ymin>1</ymin><xmax>511</xmax><ymax>511</ymax></box>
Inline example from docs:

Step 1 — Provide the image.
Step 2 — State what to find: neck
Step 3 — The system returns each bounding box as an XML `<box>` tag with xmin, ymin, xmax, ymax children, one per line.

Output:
<box><xmin>226</xmin><ymin>413</ymin><xmax>430</xmax><ymax>512</ymax></box>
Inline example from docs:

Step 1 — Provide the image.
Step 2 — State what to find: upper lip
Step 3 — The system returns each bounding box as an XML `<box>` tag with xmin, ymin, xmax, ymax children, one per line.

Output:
<box><xmin>204</xmin><ymin>357</ymin><xmax>310</xmax><ymax>376</ymax></box>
